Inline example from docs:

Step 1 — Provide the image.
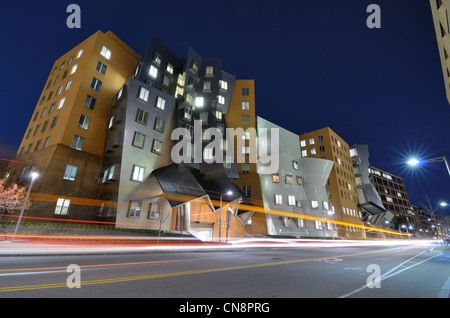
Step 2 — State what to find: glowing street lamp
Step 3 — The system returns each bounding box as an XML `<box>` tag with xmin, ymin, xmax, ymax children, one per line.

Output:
<box><xmin>11</xmin><ymin>172</ymin><xmax>39</xmax><ymax>242</ymax></box>
<box><xmin>407</xmin><ymin>156</ymin><xmax>450</xmax><ymax>176</ymax></box>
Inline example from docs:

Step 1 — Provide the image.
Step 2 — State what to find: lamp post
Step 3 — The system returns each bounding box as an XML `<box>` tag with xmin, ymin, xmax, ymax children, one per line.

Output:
<box><xmin>218</xmin><ymin>190</ymin><xmax>232</xmax><ymax>243</ymax></box>
<box><xmin>12</xmin><ymin>172</ymin><xmax>39</xmax><ymax>242</ymax></box>
<box><xmin>407</xmin><ymin>156</ymin><xmax>450</xmax><ymax>177</ymax></box>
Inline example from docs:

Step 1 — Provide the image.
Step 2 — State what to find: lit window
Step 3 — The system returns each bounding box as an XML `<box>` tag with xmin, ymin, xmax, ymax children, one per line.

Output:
<box><xmin>195</xmin><ymin>96</ymin><xmax>204</xmax><ymax>107</ymax></box>
<box><xmin>286</xmin><ymin>174</ymin><xmax>293</xmax><ymax>184</ymax></box>
<box><xmin>166</xmin><ymin>63</ymin><xmax>173</xmax><ymax>74</ymax></box>
<box><xmin>203</xmin><ymin>81</ymin><xmax>211</xmax><ymax>91</ymax></box>
<box><xmin>310</xmin><ymin>148</ymin><xmax>316</xmax><ymax>155</ymax></box>
<box><xmin>100</xmin><ymin>46</ymin><xmax>111</xmax><ymax>59</ymax></box>
<box><xmin>217</xmin><ymin>95</ymin><xmax>225</xmax><ymax>105</ymax></box>
<box><xmin>55</xmin><ymin>198</ymin><xmax>70</xmax><ymax>215</ymax></box>
<box><xmin>301</xmin><ymin>150</ymin><xmax>307</xmax><ymax>157</ymax></box>
<box><xmin>309</xmin><ymin>138</ymin><xmax>315</xmax><ymax>145</ymax></box>
<box><xmin>63</xmin><ymin>164</ymin><xmax>78</xmax><ymax>181</ymax></box>
<box><xmin>219</xmin><ymin>80</ymin><xmax>228</xmax><ymax>91</ymax></box>
<box><xmin>241</xmin><ymin>101</ymin><xmax>250</xmax><ymax>110</ymax></box>
<box><xmin>149</xmin><ymin>65</ymin><xmax>158</xmax><ymax>78</ymax></box>
<box><xmin>138</xmin><ymin>87</ymin><xmax>150</xmax><ymax>102</ymax></box>
<box><xmin>155</xmin><ymin>96</ymin><xmax>166</xmax><ymax>110</ymax></box>
<box><xmin>206</xmin><ymin>66</ymin><xmax>214</xmax><ymax>76</ymax></box>
<box><xmin>288</xmin><ymin>195</ymin><xmax>296</xmax><ymax>206</ymax></box>
<box><xmin>76</xmin><ymin>49</ymin><xmax>83</xmax><ymax>59</ymax></box>
<box><xmin>293</xmin><ymin>161</ymin><xmax>298</xmax><ymax>170</ymax></box>
<box><xmin>275</xmin><ymin>194</ymin><xmax>282</xmax><ymax>205</ymax></box>
<box><xmin>300</xmin><ymin>140</ymin><xmax>306</xmax><ymax>147</ymax></box>
<box><xmin>273</xmin><ymin>174</ymin><xmax>280</xmax><ymax>183</ymax></box>
<box><xmin>311</xmin><ymin>200</ymin><xmax>319</xmax><ymax>209</ymax></box>
<box><xmin>215</xmin><ymin>110</ymin><xmax>222</xmax><ymax>121</ymax></box>
<box><xmin>131</xmin><ymin>165</ymin><xmax>144</xmax><ymax>182</ymax></box>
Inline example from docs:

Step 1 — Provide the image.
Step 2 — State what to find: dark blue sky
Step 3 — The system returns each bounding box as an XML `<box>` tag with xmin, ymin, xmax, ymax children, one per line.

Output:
<box><xmin>1</xmin><ymin>0</ymin><xmax>449</xmax><ymax>211</ymax></box>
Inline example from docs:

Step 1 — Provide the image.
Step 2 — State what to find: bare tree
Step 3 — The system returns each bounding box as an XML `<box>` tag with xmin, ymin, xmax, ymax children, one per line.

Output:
<box><xmin>0</xmin><ymin>179</ymin><xmax>32</xmax><ymax>222</ymax></box>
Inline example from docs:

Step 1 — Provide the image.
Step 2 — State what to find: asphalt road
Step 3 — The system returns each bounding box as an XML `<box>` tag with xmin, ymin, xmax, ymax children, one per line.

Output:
<box><xmin>0</xmin><ymin>242</ymin><xmax>449</xmax><ymax>302</ymax></box>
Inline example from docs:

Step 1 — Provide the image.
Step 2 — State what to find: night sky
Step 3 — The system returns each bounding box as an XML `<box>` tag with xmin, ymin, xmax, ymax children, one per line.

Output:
<box><xmin>1</xmin><ymin>0</ymin><xmax>449</xmax><ymax>212</ymax></box>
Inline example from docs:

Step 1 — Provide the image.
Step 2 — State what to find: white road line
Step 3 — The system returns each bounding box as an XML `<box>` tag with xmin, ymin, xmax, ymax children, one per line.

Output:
<box><xmin>339</xmin><ymin>248</ymin><xmax>441</xmax><ymax>298</ymax></box>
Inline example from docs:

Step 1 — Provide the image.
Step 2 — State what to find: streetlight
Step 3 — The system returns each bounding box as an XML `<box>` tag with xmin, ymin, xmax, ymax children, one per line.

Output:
<box><xmin>11</xmin><ymin>172</ymin><xmax>39</xmax><ymax>242</ymax></box>
<box><xmin>218</xmin><ymin>190</ymin><xmax>233</xmax><ymax>243</ymax></box>
<box><xmin>407</xmin><ymin>156</ymin><xmax>450</xmax><ymax>177</ymax></box>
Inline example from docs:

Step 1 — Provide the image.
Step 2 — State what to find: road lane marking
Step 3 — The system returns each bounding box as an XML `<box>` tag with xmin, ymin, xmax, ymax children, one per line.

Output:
<box><xmin>339</xmin><ymin>248</ymin><xmax>441</xmax><ymax>298</ymax></box>
<box><xmin>0</xmin><ymin>245</ymin><xmax>433</xmax><ymax>293</ymax></box>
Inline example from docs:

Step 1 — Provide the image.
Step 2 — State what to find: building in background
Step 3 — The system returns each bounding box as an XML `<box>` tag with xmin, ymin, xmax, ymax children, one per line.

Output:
<box><xmin>6</xmin><ymin>31</ymin><xmax>140</xmax><ymax>221</ymax></box>
<box><xmin>430</xmin><ymin>0</ymin><xmax>450</xmax><ymax>105</ymax></box>
<box><xmin>299</xmin><ymin>128</ymin><xmax>365</xmax><ymax>239</ymax></box>
<box><xmin>368</xmin><ymin>166</ymin><xmax>413</xmax><ymax>232</ymax></box>
<box><xmin>350</xmin><ymin>145</ymin><xmax>394</xmax><ymax>237</ymax></box>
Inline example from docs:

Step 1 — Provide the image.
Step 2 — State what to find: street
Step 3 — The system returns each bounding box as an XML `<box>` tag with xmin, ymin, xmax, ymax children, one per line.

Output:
<box><xmin>0</xmin><ymin>240</ymin><xmax>449</xmax><ymax>301</ymax></box>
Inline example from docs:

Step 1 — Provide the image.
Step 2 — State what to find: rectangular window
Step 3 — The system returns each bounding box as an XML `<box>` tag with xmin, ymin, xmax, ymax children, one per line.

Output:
<box><xmin>149</xmin><ymin>65</ymin><xmax>158</xmax><ymax>78</ymax></box>
<box><xmin>78</xmin><ymin>114</ymin><xmax>91</xmax><ymax>130</ymax></box>
<box><xmin>219</xmin><ymin>80</ymin><xmax>228</xmax><ymax>91</ymax></box>
<box><xmin>54</xmin><ymin>198</ymin><xmax>70</xmax><ymax>215</ymax></box>
<box><xmin>242</xmin><ymin>101</ymin><xmax>250</xmax><ymax>110</ymax></box>
<box><xmin>154</xmin><ymin>118</ymin><xmax>165</xmax><ymax>133</ymax></box>
<box><xmin>90</xmin><ymin>77</ymin><xmax>102</xmax><ymax>91</ymax></box>
<box><xmin>136</xmin><ymin>109</ymin><xmax>149</xmax><ymax>125</ymax></box>
<box><xmin>275</xmin><ymin>194</ymin><xmax>282</xmax><ymax>205</ymax></box>
<box><xmin>128</xmin><ymin>200</ymin><xmax>142</xmax><ymax>217</ymax></box>
<box><xmin>149</xmin><ymin>203</ymin><xmax>160</xmax><ymax>219</ymax></box>
<box><xmin>241</xmin><ymin>115</ymin><xmax>250</xmax><ymax>124</ymax></box>
<box><xmin>131</xmin><ymin>165</ymin><xmax>144</xmax><ymax>182</ymax></box>
<box><xmin>63</xmin><ymin>164</ymin><xmax>78</xmax><ymax>181</ymax></box>
<box><xmin>297</xmin><ymin>176</ymin><xmax>304</xmax><ymax>186</ymax></box>
<box><xmin>152</xmin><ymin>139</ymin><xmax>163</xmax><ymax>154</ymax></box>
<box><xmin>42</xmin><ymin>120</ymin><xmax>49</xmax><ymax>133</ymax></box>
<box><xmin>272</xmin><ymin>174</ymin><xmax>280</xmax><ymax>183</ymax></box>
<box><xmin>84</xmin><ymin>95</ymin><xmax>96</xmax><ymax>109</ymax></box>
<box><xmin>217</xmin><ymin>95</ymin><xmax>225</xmax><ymax>105</ymax></box>
<box><xmin>71</xmin><ymin>135</ymin><xmax>85</xmax><ymax>150</ymax></box>
<box><xmin>96</xmin><ymin>61</ymin><xmax>107</xmax><ymax>75</ymax></box>
<box><xmin>311</xmin><ymin>200</ymin><xmax>319</xmax><ymax>209</ymax></box>
<box><xmin>155</xmin><ymin>96</ymin><xmax>166</xmax><ymax>110</ymax></box>
<box><xmin>242</xmin><ymin>87</ymin><xmax>249</xmax><ymax>96</ymax></box>
<box><xmin>100</xmin><ymin>46</ymin><xmax>111</xmax><ymax>59</ymax></box>
<box><xmin>242</xmin><ymin>186</ymin><xmax>251</xmax><ymax>198</ymax></box>
<box><xmin>242</xmin><ymin>163</ymin><xmax>250</xmax><ymax>174</ymax></box>
<box><xmin>288</xmin><ymin>195</ymin><xmax>296</xmax><ymax>206</ymax></box>
<box><xmin>132</xmin><ymin>131</ymin><xmax>146</xmax><ymax>148</ymax></box>
<box><xmin>138</xmin><ymin>87</ymin><xmax>149</xmax><ymax>102</ymax></box>
<box><xmin>286</xmin><ymin>174</ymin><xmax>293</xmax><ymax>184</ymax></box>
<box><xmin>205</xmin><ymin>66</ymin><xmax>214</xmax><ymax>76</ymax></box>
